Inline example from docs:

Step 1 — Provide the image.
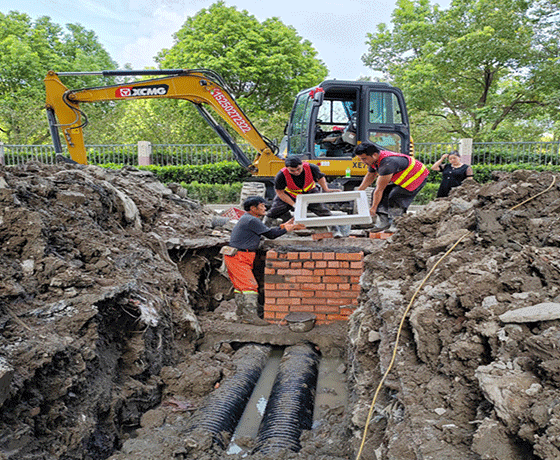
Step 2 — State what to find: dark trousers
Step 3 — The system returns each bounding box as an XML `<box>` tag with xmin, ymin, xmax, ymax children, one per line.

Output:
<box><xmin>266</xmin><ymin>187</ymin><xmax>332</xmax><ymax>219</ymax></box>
<box><xmin>376</xmin><ymin>178</ymin><xmax>427</xmax><ymax>217</ymax></box>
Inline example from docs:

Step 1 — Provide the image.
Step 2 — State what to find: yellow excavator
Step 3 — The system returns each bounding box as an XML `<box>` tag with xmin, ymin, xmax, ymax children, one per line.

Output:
<box><xmin>45</xmin><ymin>69</ymin><xmax>412</xmax><ymax>202</ymax></box>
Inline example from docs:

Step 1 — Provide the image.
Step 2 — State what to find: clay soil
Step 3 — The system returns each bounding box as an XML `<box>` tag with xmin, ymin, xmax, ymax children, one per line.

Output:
<box><xmin>1</xmin><ymin>163</ymin><xmax>560</xmax><ymax>460</ymax></box>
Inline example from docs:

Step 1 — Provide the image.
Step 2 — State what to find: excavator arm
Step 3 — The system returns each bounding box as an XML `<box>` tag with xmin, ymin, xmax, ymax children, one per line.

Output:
<box><xmin>44</xmin><ymin>69</ymin><xmax>278</xmax><ymax>168</ymax></box>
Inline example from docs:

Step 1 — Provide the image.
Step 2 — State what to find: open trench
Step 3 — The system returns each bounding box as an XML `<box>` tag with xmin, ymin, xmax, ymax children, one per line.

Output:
<box><xmin>100</xmin><ymin>240</ymin><xmax>357</xmax><ymax>460</ymax></box>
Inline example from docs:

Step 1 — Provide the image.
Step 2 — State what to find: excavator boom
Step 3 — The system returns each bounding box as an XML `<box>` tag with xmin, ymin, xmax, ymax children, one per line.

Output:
<box><xmin>44</xmin><ymin>69</ymin><xmax>277</xmax><ymax>166</ymax></box>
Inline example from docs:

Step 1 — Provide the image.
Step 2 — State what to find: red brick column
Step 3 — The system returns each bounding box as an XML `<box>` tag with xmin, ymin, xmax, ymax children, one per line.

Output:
<box><xmin>264</xmin><ymin>250</ymin><xmax>363</xmax><ymax>324</ymax></box>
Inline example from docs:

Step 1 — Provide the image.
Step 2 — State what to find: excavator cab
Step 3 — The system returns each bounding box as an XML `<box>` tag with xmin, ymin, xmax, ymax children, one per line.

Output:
<box><xmin>282</xmin><ymin>80</ymin><xmax>411</xmax><ymax>189</ymax></box>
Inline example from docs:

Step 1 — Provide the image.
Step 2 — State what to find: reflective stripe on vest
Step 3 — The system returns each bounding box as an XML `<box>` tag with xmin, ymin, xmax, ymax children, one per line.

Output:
<box><xmin>377</xmin><ymin>151</ymin><xmax>429</xmax><ymax>191</ymax></box>
<box><xmin>283</xmin><ymin>162</ymin><xmax>316</xmax><ymax>198</ymax></box>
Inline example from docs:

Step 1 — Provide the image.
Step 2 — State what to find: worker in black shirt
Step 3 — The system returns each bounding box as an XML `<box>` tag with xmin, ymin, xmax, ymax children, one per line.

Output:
<box><xmin>224</xmin><ymin>196</ymin><xmax>302</xmax><ymax>325</ymax></box>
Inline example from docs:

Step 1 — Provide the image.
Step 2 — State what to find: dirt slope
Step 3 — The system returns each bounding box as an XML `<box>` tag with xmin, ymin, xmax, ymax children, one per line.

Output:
<box><xmin>349</xmin><ymin>170</ymin><xmax>560</xmax><ymax>459</ymax></box>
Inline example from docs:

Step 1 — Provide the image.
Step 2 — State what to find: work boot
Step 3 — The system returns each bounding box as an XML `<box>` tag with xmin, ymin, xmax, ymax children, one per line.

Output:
<box><xmin>328</xmin><ymin>225</ymin><xmax>344</xmax><ymax>238</ymax></box>
<box><xmin>238</xmin><ymin>293</ymin><xmax>269</xmax><ymax>326</ymax></box>
<box><xmin>371</xmin><ymin>213</ymin><xmax>391</xmax><ymax>232</ymax></box>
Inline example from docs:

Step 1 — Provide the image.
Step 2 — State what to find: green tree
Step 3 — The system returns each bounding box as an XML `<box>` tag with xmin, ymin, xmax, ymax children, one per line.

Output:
<box><xmin>0</xmin><ymin>11</ymin><xmax>116</xmax><ymax>144</ymax></box>
<box><xmin>363</xmin><ymin>0</ymin><xmax>560</xmax><ymax>141</ymax></box>
<box><xmin>155</xmin><ymin>1</ymin><xmax>328</xmax><ymax>142</ymax></box>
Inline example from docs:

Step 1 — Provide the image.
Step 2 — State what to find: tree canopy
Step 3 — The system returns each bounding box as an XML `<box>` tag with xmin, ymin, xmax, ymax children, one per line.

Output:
<box><xmin>0</xmin><ymin>11</ymin><xmax>117</xmax><ymax>144</ymax></box>
<box><xmin>363</xmin><ymin>0</ymin><xmax>560</xmax><ymax>141</ymax></box>
<box><xmin>156</xmin><ymin>1</ymin><xmax>328</xmax><ymax>117</ymax></box>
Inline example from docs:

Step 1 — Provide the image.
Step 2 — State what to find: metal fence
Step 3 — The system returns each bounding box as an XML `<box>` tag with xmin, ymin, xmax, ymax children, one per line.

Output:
<box><xmin>2</xmin><ymin>141</ymin><xmax>559</xmax><ymax>167</ymax></box>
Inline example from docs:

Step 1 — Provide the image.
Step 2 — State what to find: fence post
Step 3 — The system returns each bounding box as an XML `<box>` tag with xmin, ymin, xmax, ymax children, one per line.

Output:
<box><xmin>137</xmin><ymin>141</ymin><xmax>152</xmax><ymax>166</ymax></box>
<box><xmin>0</xmin><ymin>142</ymin><xmax>4</xmax><ymax>166</ymax></box>
<box><xmin>459</xmin><ymin>138</ymin><xmax>473</xmax><ymax>165</ymax></box>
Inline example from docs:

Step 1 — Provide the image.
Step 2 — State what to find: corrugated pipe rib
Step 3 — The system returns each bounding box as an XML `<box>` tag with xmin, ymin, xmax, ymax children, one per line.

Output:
<box><xmin>253</xmin><ymin>342</ymin><xmax>320</xmax><ymax>454</ymax></box>
<box><xmin>184</xmin><ymin>344</ymin><xmax>271</xmax><ymax>449</ymax></box>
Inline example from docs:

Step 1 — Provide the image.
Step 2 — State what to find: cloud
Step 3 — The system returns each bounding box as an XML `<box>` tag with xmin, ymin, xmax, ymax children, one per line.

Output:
<box><xmin>115</xmin><ymin>6</ymin><xmax>191</xmax><ymax>68</ymax></box>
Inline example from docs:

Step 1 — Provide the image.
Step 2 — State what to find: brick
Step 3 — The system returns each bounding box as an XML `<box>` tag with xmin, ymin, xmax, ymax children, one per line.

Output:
<box><xmin>267</xmin><ymin>302</ymin><xmax>291</xmax><ymax>311</ymax></box>
<box><xmin>263</xmin><ymin>297</ymin><xmax>276</xmax><ymax>305</ymax></box>
<box><xmin>299</xmin><ymin>252</ymin><xmax>311</xmax><ymax>260</ymax></box>
<box><xmin>339</xmin><ymin>269</ymin><xmax>363</xmax><ymax>276</ymax></box>
<box><xmin>336</xmin><ymin>252</ymin><xmax>364</xmax><ymax>261</ymax></box>
<box><xmin>315</xmin><ymin>304</ymin><xmax>340</xmax><ymax>313</ymax></box>
<box><xmin>323</xmin><ymin>252</ymin><xmax>335</xmax><ymax>260</ymax></box>
<box><xmin>266</xmin><ymin>250</ymin><xmax>278</xmax><ymax>259</ymax></box>
<box><xmin>314</xmin><ymin>313</ymin><xmax>327</xmax><ymax>321</ymax></box>
<box><xmin>326</xmin><ymin>297</ymin><xmax>347</xmax><ymax>306</ymax></box>
<box><xmin>264</xmin><ymin>303</ymin><xmax>290</xmax><ymax>312</ymax></box>
<box><xmin>289</xmin><ymin>304</ymin><xmax>316</xmax><ymax>312</ymax></box>
<box><xmin>296</xmin><ymin>275</ymin><xmax>322</xmax><ymax>283</ymax></box>
<box><xmin>325</xmin><ymin>268</ymin><xmax>339</xmax><ymax>276</ymax></box>
<box><xmin>267</xmin><ymin>290</ymin><xmax>290</xmax><ymax>298</ymax></box>
<box><xmin>277</xmin><ymin>268</ymin><xmax>303</xmax><ymax>276</ymax></box>
<box><xmin>315</xmin><ymin>260</ymin><xmax>327</xmax><ymax>268</ymax></box>
<box><xmin>326</xmin><ymin>284</ymin><xmax>339</xmax><ymax>291</ymax></box>
<box><xmin>264</xmin><ymin>268</ymin><xmax>276</xmax><ymax>275</ymax></box>
<box><xmin>264</xmin><ymin>274</ymin><xmax>287</xmax><ymax>283</ymax></box>
<box><xmin>350</xmin><ymin>276</ymin><xmax>361</xmax><ymax>284</ymax></box>
<box><xmin>290</xmin><ymin>262</ymin><xmax>303</xmax><ymax>269</ymax></box>
<box><xmin>296</xmin><ymin>290</ymin><xmax>316</xmax><ymax>298</ymax></box>
<box><xmin>325</xmin><ymin>314</ymin><xmax>349</xmax><ymax>322</ymax></box>
<box><xmin>275</xmin><ymin>283</ymin><xmax>301</xmax><ymax>290</ymax></box>
<box><xmin>303</xmin><ymin>261</ymin><xmax>315</xmax><ymax>269</ymax></box>
<box><xmin>311</xmin><ymin>252</ymin><xmax>323</xmax><ymax>260</ymax></box>
<box><xmin>351</xmin><ymin>284</ymin><xmax>362</xmax><ymax>292</ymax></box>
<box><xmin>312</xmin><ymin>232</ymin><xmax>333</xmax><ymax>241</ymax></box>
<box><xmin>264</xmin><ymin>283</ymin><xmax>276</xmax><ymax>290</ymax></box>
<box><xmin>263</xmin><ymin>310</ymin><xmax>277</xmax><ymax>319</ymax></box>
<box><xmin>267</xmin><ymin>260</ymin><xmax>290</xmax><ymax>269</ymax></box>
<box><xmin>340</xmin><ymin>261</ymin><xmax>350</xmax><ymax>268</ymax></box>
<box><xmin>338</xmin><ymin>283</ymin><xmax>350</xmax><ymax>290</ymax></box>
<box><xmin>323</xmin><ymin>275</ymin><xmax>346</xmax><ymax>283</ymax></box>
<box><xmin>350</xmin><ymin>261</ymin><xmax>364</xmax><ymax>269</ymax></box>
<box><xmin>301</xmin><ymin>283</ymin><xmax>326</xmax><ymax>290</ymax></box>
<box><xmin>277</xmin><ymin>297</ymin><xmax>302</xmax><ymax>306</ymax></box>
<box><xmin>327</xmin><ymin>261</ymin><xmax>341</xmax><ymax>268</ymax></box>
<box><xmin>340</xmin><ymin>307</ymin><xmax>356</xmax><ymax>316</ymax></box>
<box><xmin>287</xmin><ymin>252</ymin><xmax>299</xmax><ymax>260</ymax></box>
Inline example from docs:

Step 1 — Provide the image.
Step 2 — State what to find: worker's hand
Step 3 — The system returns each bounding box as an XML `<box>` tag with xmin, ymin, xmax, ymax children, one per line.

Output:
<box><xmin>325</xmin><ymin>188</ymin><xmax>342</xmax><ymax>193</ymax></box>
<box><xmin>369</xmin><ymin>206</ymin><xmax>377</xmax><ymax>216</ymax></box>
<box><xmin>281</xmin><ymin>218</ymin><xmax>305</xmax><ymax>232</ymax></box>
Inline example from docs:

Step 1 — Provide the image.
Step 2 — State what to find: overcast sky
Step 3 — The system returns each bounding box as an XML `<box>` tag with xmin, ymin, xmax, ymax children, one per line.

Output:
<box><xmin>4</xmin><ymin>0</ymin><xmax>450</xmax><ymax>80</ymax></box>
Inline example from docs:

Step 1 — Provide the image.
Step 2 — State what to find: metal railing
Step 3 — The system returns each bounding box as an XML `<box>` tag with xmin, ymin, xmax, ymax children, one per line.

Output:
<box><xmin>2</xmin><ymin>141</ymin><xmax>559</xmax><ymax>167</ymax></box>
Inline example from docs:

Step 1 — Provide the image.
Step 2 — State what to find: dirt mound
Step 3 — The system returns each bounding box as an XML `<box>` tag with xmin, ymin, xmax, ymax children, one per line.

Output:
<box><xmin>0</xmin><ymin>163</ymin><xmax>221</xmax><ymax>458</ymax></box>
<box><xmin>349</xmin><ymin>170</ymin><xmax>560</xmax><ymax>459</ymax></box>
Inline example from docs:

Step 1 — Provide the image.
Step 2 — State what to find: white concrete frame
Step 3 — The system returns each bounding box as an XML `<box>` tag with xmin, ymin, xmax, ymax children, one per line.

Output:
<box><xmin>294</xmin><ymin>191</ymin><xmax>372</xmax><ymax>227</ymax></box>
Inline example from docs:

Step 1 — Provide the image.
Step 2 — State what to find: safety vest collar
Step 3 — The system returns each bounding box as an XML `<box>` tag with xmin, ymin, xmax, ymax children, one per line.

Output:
<box><xmin>377</xmin><ymin>150</ymin><xmax>429</xmax><ymax>192</ymax></box>
<box><xmin>282</xmin><ymin>162</ymin><xmax>316</xmax><ymax>198</ymax></box>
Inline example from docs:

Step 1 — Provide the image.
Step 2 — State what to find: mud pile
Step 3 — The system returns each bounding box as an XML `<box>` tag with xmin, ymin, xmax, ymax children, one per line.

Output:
<box><xmin>350</xmin><ymin>170</ymin><xmax>560</xmax><ymax>459</ymax></box>
<box><xmin>0</xmin><ymin>163</ymin><xmax>226</xmax><ymax>458</ymax></box>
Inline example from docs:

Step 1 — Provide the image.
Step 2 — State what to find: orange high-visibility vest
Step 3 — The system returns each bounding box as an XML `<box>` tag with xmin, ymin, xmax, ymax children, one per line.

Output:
<box><xmin>376</xmin><ymin>151</ymin><xmax>428</xmax><ymax>191</ymax></box>
<box><xmin>282</xmin><ymin>162</ymin><xmax>316</xmax><ymax>198</ymax></box>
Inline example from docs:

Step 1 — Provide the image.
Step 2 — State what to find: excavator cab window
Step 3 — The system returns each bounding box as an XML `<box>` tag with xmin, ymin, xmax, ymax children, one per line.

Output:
<box><xmin>367</xmin><ymin>90</ymin><xmax>408</xmax><ymax>154</ymax></box>
<box><xmin>288</xmin><ymin>91</ymin><xmax>314</xmax><ymax>155</ymax></box>
<box><xmin>313</xmin><ymin>98</ymin><xmax>357</xmax><ymax>158</ymax></box>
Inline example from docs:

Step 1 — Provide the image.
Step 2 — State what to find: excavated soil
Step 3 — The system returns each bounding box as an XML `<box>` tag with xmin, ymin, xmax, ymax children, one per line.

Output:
<box><xmin>1</xmin><ymin>163</ymin><xmax>560</xmax><ymax>460</ymax></box>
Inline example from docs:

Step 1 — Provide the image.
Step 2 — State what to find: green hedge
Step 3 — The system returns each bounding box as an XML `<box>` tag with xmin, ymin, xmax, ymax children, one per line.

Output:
<box><xmin>99</xmin><ymin>161</ymin><xmax>560</xmax><ymax>204</ymax></box>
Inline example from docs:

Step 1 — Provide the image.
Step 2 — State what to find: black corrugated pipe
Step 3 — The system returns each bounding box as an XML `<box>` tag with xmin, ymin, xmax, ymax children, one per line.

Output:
<box><xmin>253</xmin><ymin>342</ymin><xmax>320</xmax><ymax>454</ymax></box>
<box><xmin>184</xmin><ymin>343</ymin><xmax>271</xmax><ymax>449</ymax></box>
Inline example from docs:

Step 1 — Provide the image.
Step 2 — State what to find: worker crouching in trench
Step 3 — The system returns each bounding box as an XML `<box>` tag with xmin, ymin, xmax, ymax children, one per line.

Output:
<box><xmin>222</xmin><ymin>196</ymin><xmax>304</xmax><ymax>325</ymax></box>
